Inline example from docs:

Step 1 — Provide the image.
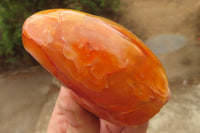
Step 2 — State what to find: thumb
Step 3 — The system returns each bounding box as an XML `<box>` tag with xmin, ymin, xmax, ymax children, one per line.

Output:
<box><xmin>58</xmin><ymin>90</ymin><xmax>100</xmax><ymax>133</ymax></box>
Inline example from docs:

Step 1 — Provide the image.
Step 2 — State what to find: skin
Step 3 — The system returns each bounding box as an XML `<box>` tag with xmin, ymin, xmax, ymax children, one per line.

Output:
<box><xmin>47</xmin><ymin>86</ymin><xmax>148</xmax><ymax>133</ymax></box>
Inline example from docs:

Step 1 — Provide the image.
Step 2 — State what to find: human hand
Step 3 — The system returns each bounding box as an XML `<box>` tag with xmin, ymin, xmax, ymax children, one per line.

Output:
<box><xmin>47</xmin><ymin>86</ymin><xmax>148</xmax><ymax>133</ymax></box>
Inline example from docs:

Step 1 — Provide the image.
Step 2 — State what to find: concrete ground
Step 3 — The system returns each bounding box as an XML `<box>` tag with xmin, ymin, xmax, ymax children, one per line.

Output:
<box><xmin>0</xmin><ymin>0</ymin><xmax>200</xmax><ymax>133</ymax></box>
<box><xmin>0</xmin><ymin>67</ymin><xmax>55</xmax><ymax>133</ymax></box>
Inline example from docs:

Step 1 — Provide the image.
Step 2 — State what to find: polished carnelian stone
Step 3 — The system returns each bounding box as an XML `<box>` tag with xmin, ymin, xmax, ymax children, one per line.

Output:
<box><xmin>22</xmin><ymin>9</ymin><xmax>170</xmax><ymax>126</ymax></box>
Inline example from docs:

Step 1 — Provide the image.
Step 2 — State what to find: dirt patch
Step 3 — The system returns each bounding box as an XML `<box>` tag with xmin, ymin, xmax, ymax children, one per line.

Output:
<box><xmin>120</xmin><ymin>0</ymin><xmax>200</xmax><ymax>42</ymax></box>
<box><xmin>185</xmin><ymin>8</ymin><xmax>200</xmax><ymax>39</ymax></box>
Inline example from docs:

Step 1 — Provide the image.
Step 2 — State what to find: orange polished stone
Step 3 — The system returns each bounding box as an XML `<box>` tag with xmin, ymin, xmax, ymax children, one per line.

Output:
<box><xmin>22</xmin><ymin>9</ymin><xmax>170</xmax><ymax>126</ymax></box>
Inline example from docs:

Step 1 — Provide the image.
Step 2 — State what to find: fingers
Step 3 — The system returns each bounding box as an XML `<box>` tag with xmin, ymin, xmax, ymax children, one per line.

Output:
<box><xmin>100</xmin><ymin>119</ymin><xmax>148</xmax><ymax>133</ymax></box>
<box><xmin>122</xmin><ymin>122</ymin><xmax>149</xmax><ymax>133</ymax></box>
<box><xmin>47</xmin><ymin>86</ymin><xmax>71</xmax><ymax>133</ymax></box>
<box><xmin>100</xmin><ymin>119</ymin><xmax>125</xmax><ymax>133</ymax></box>
<box><xmin>48</xmin><ymin>86</ymin><xmax>148</xmax><ymax>133</ymax></box>
<box><xmin>48</xmin><ymin>86</ymin><xmax>100</xmax><ymax>133</ymax></box>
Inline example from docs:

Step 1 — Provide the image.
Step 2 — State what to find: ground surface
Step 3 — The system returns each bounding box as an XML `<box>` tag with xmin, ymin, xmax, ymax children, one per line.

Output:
<box><xmin>0</xmin><ymin>0</ymin><xmax>200</xmax><ymax>133</ymax></box>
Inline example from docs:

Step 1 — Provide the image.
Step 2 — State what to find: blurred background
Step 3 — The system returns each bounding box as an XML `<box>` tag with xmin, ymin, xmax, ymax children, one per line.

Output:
<box><xmin>0</xmin><ymin>0</ymin><xmax>200</xmax><ymax>133</ymax></box>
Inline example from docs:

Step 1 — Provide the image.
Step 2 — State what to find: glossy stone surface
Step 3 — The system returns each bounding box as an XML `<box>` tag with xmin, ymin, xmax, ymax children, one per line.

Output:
<box><xmin>22</xmin><ymin>9</ymin><xmax>170</xmax><ymax>126</ymax></box>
